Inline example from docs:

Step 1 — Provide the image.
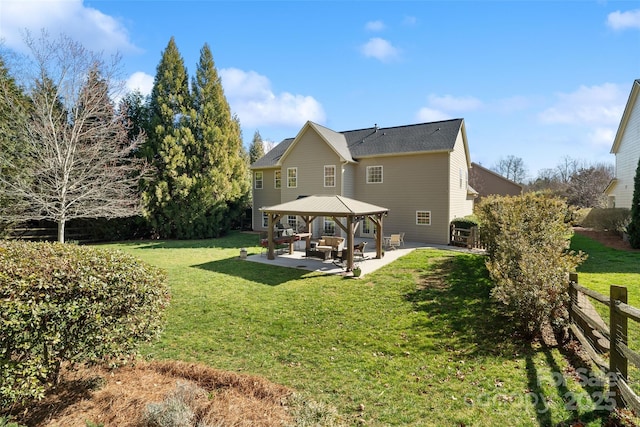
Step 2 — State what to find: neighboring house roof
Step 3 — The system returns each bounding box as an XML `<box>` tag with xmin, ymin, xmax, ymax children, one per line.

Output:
<box><xmin>610</xmin><ymin>79</ymin><xmax>640</xmax><ymax>154</ymax></box>
<box><xmin>260</xmin><ymin>195</ymin><xmax>389</xmax><ymax>217</ymax></box>
<box><xmin>469</xmin><ymin>162</ymin><xmax>523</xmax><ymax>197</ymax></box>
<box><xmin>250</xmin><ymin>118</ymin><xmax>467</xmax><ymax>169</ymax></box>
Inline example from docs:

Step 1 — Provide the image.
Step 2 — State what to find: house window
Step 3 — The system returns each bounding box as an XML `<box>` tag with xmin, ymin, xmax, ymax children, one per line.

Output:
<box><xmin>262</xmin><ymin>212</ymin><xmax>269</xmax><ymax>228</ymax></box>
<box><xmin>286</xmin><ymin>215</ymin><xmax>298</xmax><ymax>230</ymax></box>
<box><xmin>254</xmin><ymin>171</ymin><xmax>263</xmax><ymax>189</ymax></box>
<box><xmin>324</xmin><ymin>165</ymin><xmax>336</xmax><ymax>187</ymax></box>
<box><xmin>367</xmin><ymin>165</ymin><xmax>383</xmax><ymax>183</ymax></box>
<box><xmin>287</xmin><ymin>167</ymin><xmax>297</xmax><ymax>188</ymax></box>
<box><xmin>274</xmin><ymin>170</ymin><xmax>281</xmax><ymax>189</ymax></box>
<box><xmin>323</xmin><ymin>218</ymin><xmax>335</xmax><ymax>235</ymax></box>
<box><xmin>416</xmin><ymin>211</ymin><xmax>431</xmax><ymax>225</ymax></box>
<box><xmin>363</xmin><ymin>218</ymin><xmax>373</xmax><ymax>234</ymax></box>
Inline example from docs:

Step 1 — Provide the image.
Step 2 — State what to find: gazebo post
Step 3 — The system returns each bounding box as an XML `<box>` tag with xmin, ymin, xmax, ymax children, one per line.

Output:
<box><xmin>346</xmin><ymin>215</ymin><xmax>354</xmax><ymax>271</ymax></box>
<box><xmin>267</xmin><ymin>213</ymin><xmax>275</xmax><ymax>260</ymax></box>
<box><xmin>375</xmin><ymin>214</ymin><xmax>383</xmax><ymax>259</ymax></box>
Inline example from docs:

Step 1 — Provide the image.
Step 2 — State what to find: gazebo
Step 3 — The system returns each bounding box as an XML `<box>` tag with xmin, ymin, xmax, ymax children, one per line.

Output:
<box><xmin>259</xmin><ymin>195</ymin><xmax>389</xmax><ymax>272</ymax></box>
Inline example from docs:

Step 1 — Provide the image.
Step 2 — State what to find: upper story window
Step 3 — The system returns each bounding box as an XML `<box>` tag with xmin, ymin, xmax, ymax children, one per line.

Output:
<box><xmin>287</xmin><ymin>167</ymin><xmax>297</xmax><ymax>188</ymax></box>
<box><xmin>274</xmin><ymin>170</ymin><xmax>281</xmax><ymax>189</ymax></box>
<box><xmin>416</xmin><ymin>211</ymin><xmax>431</xmax><ymax>225</ymax></box>
<box><xmin>367</xmin><ymin>165</ymin><xmax>383</xmax><ymax>184</ymax></box>
<box><xmin>254</xmin><ymin>171</ymin><xmax>263</xmax><ymax>189</ymax></box>
<box><xmin>324</xmin><ymin>165</ymin><xmax>336</xmax><ymax>187</ymax></box>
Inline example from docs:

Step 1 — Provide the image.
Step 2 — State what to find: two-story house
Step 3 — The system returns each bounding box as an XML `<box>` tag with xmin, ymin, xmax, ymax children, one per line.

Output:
<box><xmin>605</xmin><ymin>79</ymin><xmax>640</xmax><ymax>209</ymax></box>
<box><xmin>250</xmin><ymin>119</ymin><xmax>475</xmax><ymax>245</ymax></box>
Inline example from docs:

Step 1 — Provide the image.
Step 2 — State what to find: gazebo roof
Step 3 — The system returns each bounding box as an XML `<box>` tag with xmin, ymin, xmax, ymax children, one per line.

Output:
<box><xmin>260</xmin><ymin>195</ymin><xmax>388</xmax><ymax>217</ymax></box>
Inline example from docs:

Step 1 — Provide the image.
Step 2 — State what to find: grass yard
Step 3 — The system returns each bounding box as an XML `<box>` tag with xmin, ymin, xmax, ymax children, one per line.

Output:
<box><xmin>100</xmin><ymin>232</ymin><xmax>634</xmax><ymax>426</ymax></box>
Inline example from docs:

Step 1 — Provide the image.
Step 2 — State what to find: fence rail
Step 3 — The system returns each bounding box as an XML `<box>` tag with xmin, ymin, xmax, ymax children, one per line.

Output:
<box><xmin>2</xmin><ymin>224</ymin><xmax>90</xmax><ymax>242</ymax></box>
<box><xmin>568</xmin><ymin>273</ymin><xmax>640</xmax><ymax>412</ymax></box>
<box><xmin>450</xmin><ymin>225</ymin><xmax>484</xmax><ymax>249</ymax></box>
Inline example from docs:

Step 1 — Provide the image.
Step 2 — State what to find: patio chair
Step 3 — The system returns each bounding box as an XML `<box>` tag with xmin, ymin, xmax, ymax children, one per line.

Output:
<box><xmin>388</xmin><ymin>234</ymin><xmax>401</xmax><ymax>250</ymax></box>
<box><xmin>399</xmin><ymin>232</ymin><xmax>405</xmax><ymax>247</ymax></box>
<box><xmin>353</xmin><ymin>241</ymin><xmax>367</xmax><ymax>260</ymax></box>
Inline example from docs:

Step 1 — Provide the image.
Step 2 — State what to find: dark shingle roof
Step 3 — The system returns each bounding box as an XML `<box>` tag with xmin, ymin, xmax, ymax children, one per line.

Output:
<box><xmin>250</xmin><ymin>118</ymin><xmax>464</xmax><ymax>168</ymax></box>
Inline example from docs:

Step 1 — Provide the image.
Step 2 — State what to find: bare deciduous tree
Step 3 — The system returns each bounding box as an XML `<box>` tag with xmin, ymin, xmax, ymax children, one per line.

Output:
<box><xmin>0</xmin><ymin>32</ymin><xmax>149</xmax><ymax>242</ymax></box>
<box><xmin>492</xmin><ymin>155</ymin><xmax>528</xmax><ymax>184</ymax></box>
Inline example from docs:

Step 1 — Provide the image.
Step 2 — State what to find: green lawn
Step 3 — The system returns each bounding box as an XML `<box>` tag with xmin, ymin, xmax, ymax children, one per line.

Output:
<box><xmin>101</xmin><ymin>232</ymin><xmax>633</xmax><ymax>426</ymax></box>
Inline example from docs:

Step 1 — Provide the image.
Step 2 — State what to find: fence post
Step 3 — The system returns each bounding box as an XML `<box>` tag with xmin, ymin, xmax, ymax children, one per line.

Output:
<box><xmin>568</xmin><ymin>273</ymin><xmax>578</xmax><ymax>324</ymax></box>
<box><xmin>610</xmin><ymin>285</ymin><xmax>628</xmax><ymax>408</ymax></box>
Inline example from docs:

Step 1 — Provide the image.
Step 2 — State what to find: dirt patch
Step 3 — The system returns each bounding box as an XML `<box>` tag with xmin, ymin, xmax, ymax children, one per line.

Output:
<box><xmin>573</xmin><ymin>227</ymin><xmax>639</xmax><ymax>252</ymax></box>
<box><xmin>14</xmin><ymin>361</ymin><xmax>293</xmax><ymax>427</ymax></box>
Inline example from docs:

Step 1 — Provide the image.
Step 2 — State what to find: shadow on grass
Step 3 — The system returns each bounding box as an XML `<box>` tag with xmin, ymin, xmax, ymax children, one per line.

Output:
<box><xmin>404</xmin><ymin>253</ymin><xmax>523</xmax><ymax>357</ymax></box>
<box><xmin>192</xmin><ymin>256</ymin><xmax>310</xmax><ymax>286</ymax></box>
<box><xmin>111</xmin><ymin>231</ymin><xmax>261</xmax><ymax>250</ymax></box>
<box><xmin>524</xmin><ymin>343</ymin><xmax>615</xmax><ymax>427</ymax></box>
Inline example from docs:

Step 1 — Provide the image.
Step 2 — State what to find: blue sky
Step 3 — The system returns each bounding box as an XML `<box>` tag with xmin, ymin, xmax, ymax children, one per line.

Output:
<box><xmin>1</xmin><ymin>1</ymin><xmax>639</xmax><ymax>179</ymax></box>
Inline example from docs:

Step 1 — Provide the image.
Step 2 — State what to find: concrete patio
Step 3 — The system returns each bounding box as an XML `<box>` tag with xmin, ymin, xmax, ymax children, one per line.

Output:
<box><xmin>243</xmin><ymin>238</ymin><xmax>484</xmax><ymax>278</ymax></box>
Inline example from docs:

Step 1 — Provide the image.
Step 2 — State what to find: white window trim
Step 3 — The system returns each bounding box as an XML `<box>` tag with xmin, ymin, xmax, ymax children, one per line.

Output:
<box><xmin>254</xmin><ymin>171</ymin><xmax>263</xmax><ymax>189</ymax></box>
<box><xmin>274</xmin><ymin>170</ymin><xmax>281</xmax><ymax>189</ymax></box>
<box><xmin>366</xmin><ymin>165</ymin><xmax>383</xmax><ymax>184</ymax></box>
<box><xmin>262</xmin><ymin>212</ymin><xmax>269</xmax><ymax>228</ymax></box>
<box><xmin>416</xmin><ymin>210</ymin><xmax>431</xmax><ymax>226</ymax></box>
<box><xmin>287</xmin><ymin>167</ymin><xmax>298</xmax><ymax>188</ymax></box>
<box><xmin>324</xmin><ymin>165</ymin><xmax>336</xmax><ymax>188</ymax></box>
<box><xmin>323</xmin><ymin>218</ymin><xmax>336</xmax><ymax>235</ymax></box>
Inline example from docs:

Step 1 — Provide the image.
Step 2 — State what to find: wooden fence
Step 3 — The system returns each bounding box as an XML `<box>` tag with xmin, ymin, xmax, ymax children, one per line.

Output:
<box><xmin>3</xmin><ymin>223</ymin><xmax>90</xmax><ymax>243</ymax></box>
<box><xmin>568</xmin><ymin>272</ymin><xmax>640</xmax><ymax>412</ymax></box>
<box><xmin>450</xmin><ymin>225</ymin><xmax>484</xmax><ymax>249</ymax></box>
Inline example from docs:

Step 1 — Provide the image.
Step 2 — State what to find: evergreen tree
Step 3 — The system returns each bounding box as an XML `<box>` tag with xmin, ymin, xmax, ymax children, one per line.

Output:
<box><xmin>118</xmin><ymin>90</ymin><xmax>149</xmax><ymax>145</ymax></box>
<box><xmin>249</xmin><ymin>130</ymin><xmax>265</xmax><ymax>164</ymax></box>
<box><xmin>142</xmin><ymin>37</ymin><xmax>196</xmax><ymax>238</ymax></box>
<box><xmin>0</xmin><ymin>55</ymin><xmax>31</xmax><ymax>213</ymax></box>
<box><xmin>190</xmin><ymin>43</ymin><xmax>250</xmax><ymax>237</ymax></box>
<box><xmin>627</xmin><ymin>157</ymin><xmax>640</xmax><ymax>249</ymax></box>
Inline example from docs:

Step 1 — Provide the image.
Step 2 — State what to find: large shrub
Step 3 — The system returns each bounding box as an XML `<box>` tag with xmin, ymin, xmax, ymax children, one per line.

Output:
<box><xmin>477</xmin><ymin>193</ymin><xmax>586</xmax><ymax>337</ymax></box>
<box><xmin>627</xmin><ymin>157</ymin><xmax>640</xmax><ymax>249</ymax></box>
<box><xmin>0</xmin><ymin>241</ymin><xmax>169</xmax><ymax>408</ymax></box>
<box><xmin>579</xmin><ymin>208</ymin><xmax>630</xmax><ymax>234</ymax></box>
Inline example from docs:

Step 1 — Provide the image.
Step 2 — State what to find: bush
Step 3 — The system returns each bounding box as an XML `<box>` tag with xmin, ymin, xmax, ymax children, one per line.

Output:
<box><xmin>477</xmin><ymin>193</ymin><xmax>586</xmax><ymax>337</ymax></box>
<box><xmin>579</xmin><ymin>208</ymin><xmax>630</xmax><ymax>234</ymax></box>
<box><xmin>450</xmin><ymin>215</ymin><xmax>479</xmax><ymax>230</ymax></box>
<box><xmin>0</xmin><ymin>241</ymin><xmax>169</xmax><ymax>409</ymax></box>
<box><xmin>628</xmin><ymin>157</ymin><xmax>640</xmax><ymax>249</ymax></box>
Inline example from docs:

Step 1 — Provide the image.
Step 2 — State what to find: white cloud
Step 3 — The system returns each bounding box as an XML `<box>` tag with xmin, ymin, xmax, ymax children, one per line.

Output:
<box><xmin>538</xmin><ymin>83</ymin><xmax>626</xmax><ymax>126</ymax></box>
<box><xmin>427</xmin><ymin>94</ymin><xmax>483</xmax><ymax>112</ymax></box>
<box><xmin>607</xmin><ymin>9</ymin><xmax>640</xmax><ymax>30</ymax></box>
<box><xmin>416</xmin><ymin>94</ymin><xmax>483</xmax><ymax>122</ymax></box>
<box><xmin>220</xmin><ymin>68</ymin><xmax>326</xmax><ymax>128</ymax></box>
<box><xmin>125</xmin><ymin>72</ymin><xmax>154</xmax><ymax>96</ymax></box>
<box><xmin>0</xmin><ymin>0</ymin><xmax>138</xmax><ymax>54</ymax></box>
<box><xmin>588</xmin><ymin>127</ymin><xmax>617</xmax><ymax>148</ymax></box>
<box><xmin>416</xmin><ymin>108</ymin><xmax>452</xmax><ymax>122</ymax></box>
<box><xmin>361</xmin><ymin>37</ymin><xmax>399</xmax><ymax>62</ymax></box>
<box><xmin>365</xmin><ymin>20</ymin><xmax>386</xmax><ymax>31</ymax></box>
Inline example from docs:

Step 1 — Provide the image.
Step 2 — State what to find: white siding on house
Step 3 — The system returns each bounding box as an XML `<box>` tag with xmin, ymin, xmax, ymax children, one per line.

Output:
<box><xmin>612</xmin><ymin>97</ymin><xmax>640</xmax><ymax>209</ymax></box>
